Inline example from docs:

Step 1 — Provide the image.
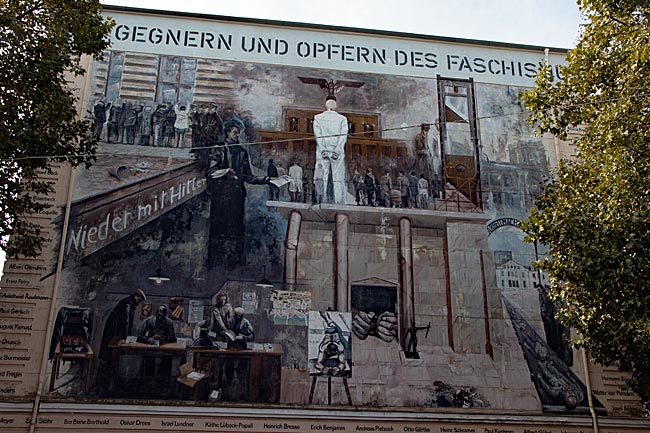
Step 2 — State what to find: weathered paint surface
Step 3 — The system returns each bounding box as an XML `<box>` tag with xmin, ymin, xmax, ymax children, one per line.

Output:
<box><xmin>0</xmin><ymin>9</ymin><xmax>644</xmax><ymax>426</ymax></box>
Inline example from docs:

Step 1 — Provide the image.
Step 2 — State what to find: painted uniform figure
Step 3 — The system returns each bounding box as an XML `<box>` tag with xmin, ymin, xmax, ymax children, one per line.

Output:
<box><xmin>415</xmin><ymin>123</ymin><xmax>432</xmax><ymax>177</ymax></box>
<box><xmin>364</xmin><ymin>168</ymin><xmax>376</xmax><ymax>207</ymax></box>
<box><xmin>379</xmin><ymin>170</ymin><xmax>392</xmax><ymax>207</ymax></box>
<box><xmin>92</xmin><ymin>98</ymin><xmax>107</xmax><ymax>138</ymax></box>
<box><xmin>431</xmin><ymin>174</ymin><xmax>443</xmax><ymax>200</ymax></box>
<box><xmin>408</xmin><ymin>171</ymin><xmax>419</xmax><ymax>208</ymax></box>
<box><xmin>151</xmin><ymin>104</ymin><xmax>169</xmax><ymax>147</ymax></box>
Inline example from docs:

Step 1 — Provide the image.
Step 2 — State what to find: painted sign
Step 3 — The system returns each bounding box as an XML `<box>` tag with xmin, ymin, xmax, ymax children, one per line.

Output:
<box><xmin>487</xmin><ymin>217</ymin><xmax>522</xmax><ymax>236</ymax></box>
<box><xmin>270</xmin><ymin>290</ymin><xmax>311</xmax><ymax>326</ymax></box>
<box><xmin>64</xmin><ymin>162</ymin><xmax>206</xmax><ymax>263</ymax></box>
<box><xmin>105</xmin><ymin>10</ymin><xmax>566</xmax><ymax>87</ymax></box>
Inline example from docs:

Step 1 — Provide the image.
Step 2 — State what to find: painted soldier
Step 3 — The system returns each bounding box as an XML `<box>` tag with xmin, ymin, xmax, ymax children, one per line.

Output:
<box><xmin>364</xmin><ymin>168</ymin><xmax>376</xmax><ymax>207</ymax></box>
<box><xmin>379</xmin><ymin>170</ymin><xmax>392</xmax><ymax>207</ymax></box>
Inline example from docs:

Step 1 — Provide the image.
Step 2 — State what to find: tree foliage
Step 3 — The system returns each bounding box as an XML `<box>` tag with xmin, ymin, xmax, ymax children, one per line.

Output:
<box><xmin>0</xmin><ymin>0</ymin><xmax>112</xmax><ymax>257</ymax></box>
<box><xmin>522</xmin><ymin>0</ymin><xmax>650</xmax><ymax>405</ymax></box>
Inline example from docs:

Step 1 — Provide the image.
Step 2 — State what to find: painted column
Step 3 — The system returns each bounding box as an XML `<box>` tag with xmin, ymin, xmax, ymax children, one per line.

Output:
<box><xmin>283</xmin><ymin>210</ymin><xmax>302</xmax><ymax>289</ymax></box>
<box><xmin>480</xmin><ymin>250</ymin><xmax>494</xmax><ymax>358</ymax></box>
<box><xmin>398</xmin><ymin>217</ymin><xmax>414</xmax><ymax>337</ymax></box>
<box><xmin>334</xmin><ymin>213</ymin><xmax>349</xmax><ymax>311</ymax></box>
<box><xmin>443</xmin><ymin>224</ymin><xmax>454</xmax><ymax>351</ymax></box>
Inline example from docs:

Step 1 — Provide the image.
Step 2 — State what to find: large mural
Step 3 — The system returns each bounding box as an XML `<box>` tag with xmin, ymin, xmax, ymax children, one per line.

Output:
<box><xmin>4</xmin><ymin>9</ymin><xmax>638</xmax><ymax>420</ymax></box>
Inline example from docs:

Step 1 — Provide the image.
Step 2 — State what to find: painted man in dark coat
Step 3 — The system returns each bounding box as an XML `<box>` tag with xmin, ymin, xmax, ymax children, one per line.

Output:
<box><xmin>267</xmin><ymin>158</ymin><xmax>279</xmax><ymax>200</ymax></box>
<box><xmin>206</xmin><ymin>120</ymin><xmax>270</xmax><ymax>269</ymax></box>
<box><xmin>98</xmin><ymin>289</ymin><xmax>146</xmax><ymax>361</ymax></box>
<box><xmin>92</xmin><ymin>98</ymin><xmax>107</xmax><ymax>138</ymax></box>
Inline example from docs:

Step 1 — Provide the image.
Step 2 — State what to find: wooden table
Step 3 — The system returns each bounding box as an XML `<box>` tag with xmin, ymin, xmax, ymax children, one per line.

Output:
<box><xmin>108</xmin><ymin>339</ymin><xmax>187</xmax><ymax>392</ymax></box>
<box><xmin>192</xmin><ymin>344</ymin><xmax>282</xmax><ymax>403</ymax></box>
<box><xmin>49</xmin><ymin>342</ymin><xmax>94</xmax><ymax>393</ymax></box>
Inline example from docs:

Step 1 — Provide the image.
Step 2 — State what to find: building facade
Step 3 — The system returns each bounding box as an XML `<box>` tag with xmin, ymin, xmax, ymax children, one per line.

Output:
<box><xmin>0</xmin><ymin>6</ymin><xmax>647</xmax><ymax>433</ymax></box>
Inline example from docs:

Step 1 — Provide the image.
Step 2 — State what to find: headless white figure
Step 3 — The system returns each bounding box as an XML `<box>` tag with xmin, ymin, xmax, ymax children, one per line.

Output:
<box><xmin>313</xmin><ymin>99</ymin><xmax>348</xmax><ymax>204</ymax></box>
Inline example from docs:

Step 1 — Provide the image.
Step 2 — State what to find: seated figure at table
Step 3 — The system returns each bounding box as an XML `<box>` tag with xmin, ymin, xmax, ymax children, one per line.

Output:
<box><xmin>226</xmin><ymin>307</ymin><xmax>254</xmax><ymax>349</ymax></box>
<box><xmin>192</xmin><ymin>320</ymin><xmax>214</xmax><ymax>348</ymax></box>
<box><xmin>136</xmin><ymin>305</ymin><xmax>177</xmax><ymax>394</ymax></box>
<box><xmin>137</xmin><ymin>305</ymin><xmax>177</xmax><ymax>345</ymax></box>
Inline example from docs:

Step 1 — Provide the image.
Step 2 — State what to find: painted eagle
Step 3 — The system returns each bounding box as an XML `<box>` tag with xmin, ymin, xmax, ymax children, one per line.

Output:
<box><xmin>298</xmin><ymin>77</ymin><xmax>364</xmax><ymax>99</ymax></box>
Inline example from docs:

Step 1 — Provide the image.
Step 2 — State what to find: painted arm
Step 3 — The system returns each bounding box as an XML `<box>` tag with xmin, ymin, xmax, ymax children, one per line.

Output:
<box><xmin>160</xmin><ymin>320</ymin><xmax>177</xmax><ymax>344</ymax></box>
<box><xmin>125</xmin><ymin>302</ymin><xmax>134</xmax><ymax>336</ymax></box>
<box><xmin>313</xmin><ymin>117</ymin><xmax>328</xmax><ymax>157</ymax></box>
<box><xmin>335</xmin><ymin>116</ymin><xmax>348</xmax><ymax>155</ymax></box>
<box><xmin>239</xmin><ymin>148</ymin><xmax>270</xmax><ymax>185</ymax></box>
<box><xmin>137</xmin><ymin>319</ymin><xmax>153</xmax><ymax>343</ymax></box>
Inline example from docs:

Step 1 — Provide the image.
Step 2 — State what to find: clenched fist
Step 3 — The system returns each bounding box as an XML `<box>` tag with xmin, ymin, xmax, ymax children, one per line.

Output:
<box><xmin>352</xmin><ymin>310</ymin><xmax>398</xmax><ymax>342</ymax></box>
<box><xmin>376</xmin><ymin>312</ymin><xmax>398</xmax><ymax>342</ymax></box>
<box><xmin>352</xmin><ymin>311</ymin><xmax>376</xmax><ymax>340</ymax></box>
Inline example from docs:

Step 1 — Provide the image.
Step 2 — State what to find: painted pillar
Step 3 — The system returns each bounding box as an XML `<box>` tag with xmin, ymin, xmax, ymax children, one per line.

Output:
<box><xmin>398</xmin><ymin>217</ymin><xmax>414</xmax><ymax>337</ymax></box>
<box><xmin>334</xmin><ymin>213</ymin><xmax>349</xmax><ymax>311</ymax></box>
<box><xmin>283</xmin><ymin>210</ymin><xmax>302</xmax><ymax>289</ymax></box>
<box><xmin>480</xmin><ymin>250</ymin><xmax>494</xmax><ymax>358</ymax></box>
<box><xmin>443</xmin><ymin>224</ymin><xmax>454</xmax><ymax>351</ymax></box>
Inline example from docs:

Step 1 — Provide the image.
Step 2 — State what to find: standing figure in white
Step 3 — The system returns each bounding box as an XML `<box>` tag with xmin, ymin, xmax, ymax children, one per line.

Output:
<box><xmin>313</xmin><ymin>97</ymin><xmax>348</xmax><ymax>204</ymax></box>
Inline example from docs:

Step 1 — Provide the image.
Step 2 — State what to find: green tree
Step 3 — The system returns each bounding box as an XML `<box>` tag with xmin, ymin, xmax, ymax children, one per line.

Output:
<box><xmin>0</xmin><ymin>0</ymin><xmax>112</xmax><ymax>257</ymax></box>
<box><xmin>522</xmin><ymin>1</ymin><xmax>650</xmax><ymax>406</ymax></box>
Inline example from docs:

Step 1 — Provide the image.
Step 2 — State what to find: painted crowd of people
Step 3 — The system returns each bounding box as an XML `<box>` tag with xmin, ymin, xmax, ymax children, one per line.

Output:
<box><xmin>266</xmin><ymin>156</ymin><xmax>443</xmax><ymax>209</ymax></box>
<box><xmin>92</xmin><ymin>98</ymin><xmax>222</xmax><ymax>148</ymax></box>
<box><xmin>352</xmin><ymin>168</ymin><xmax>443</xmax><ymax>209</ymax></box>
<box><xmin>93</xmin><ymin>97</ymin><xmax>444</xmax><ymax>210</ymax></box>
